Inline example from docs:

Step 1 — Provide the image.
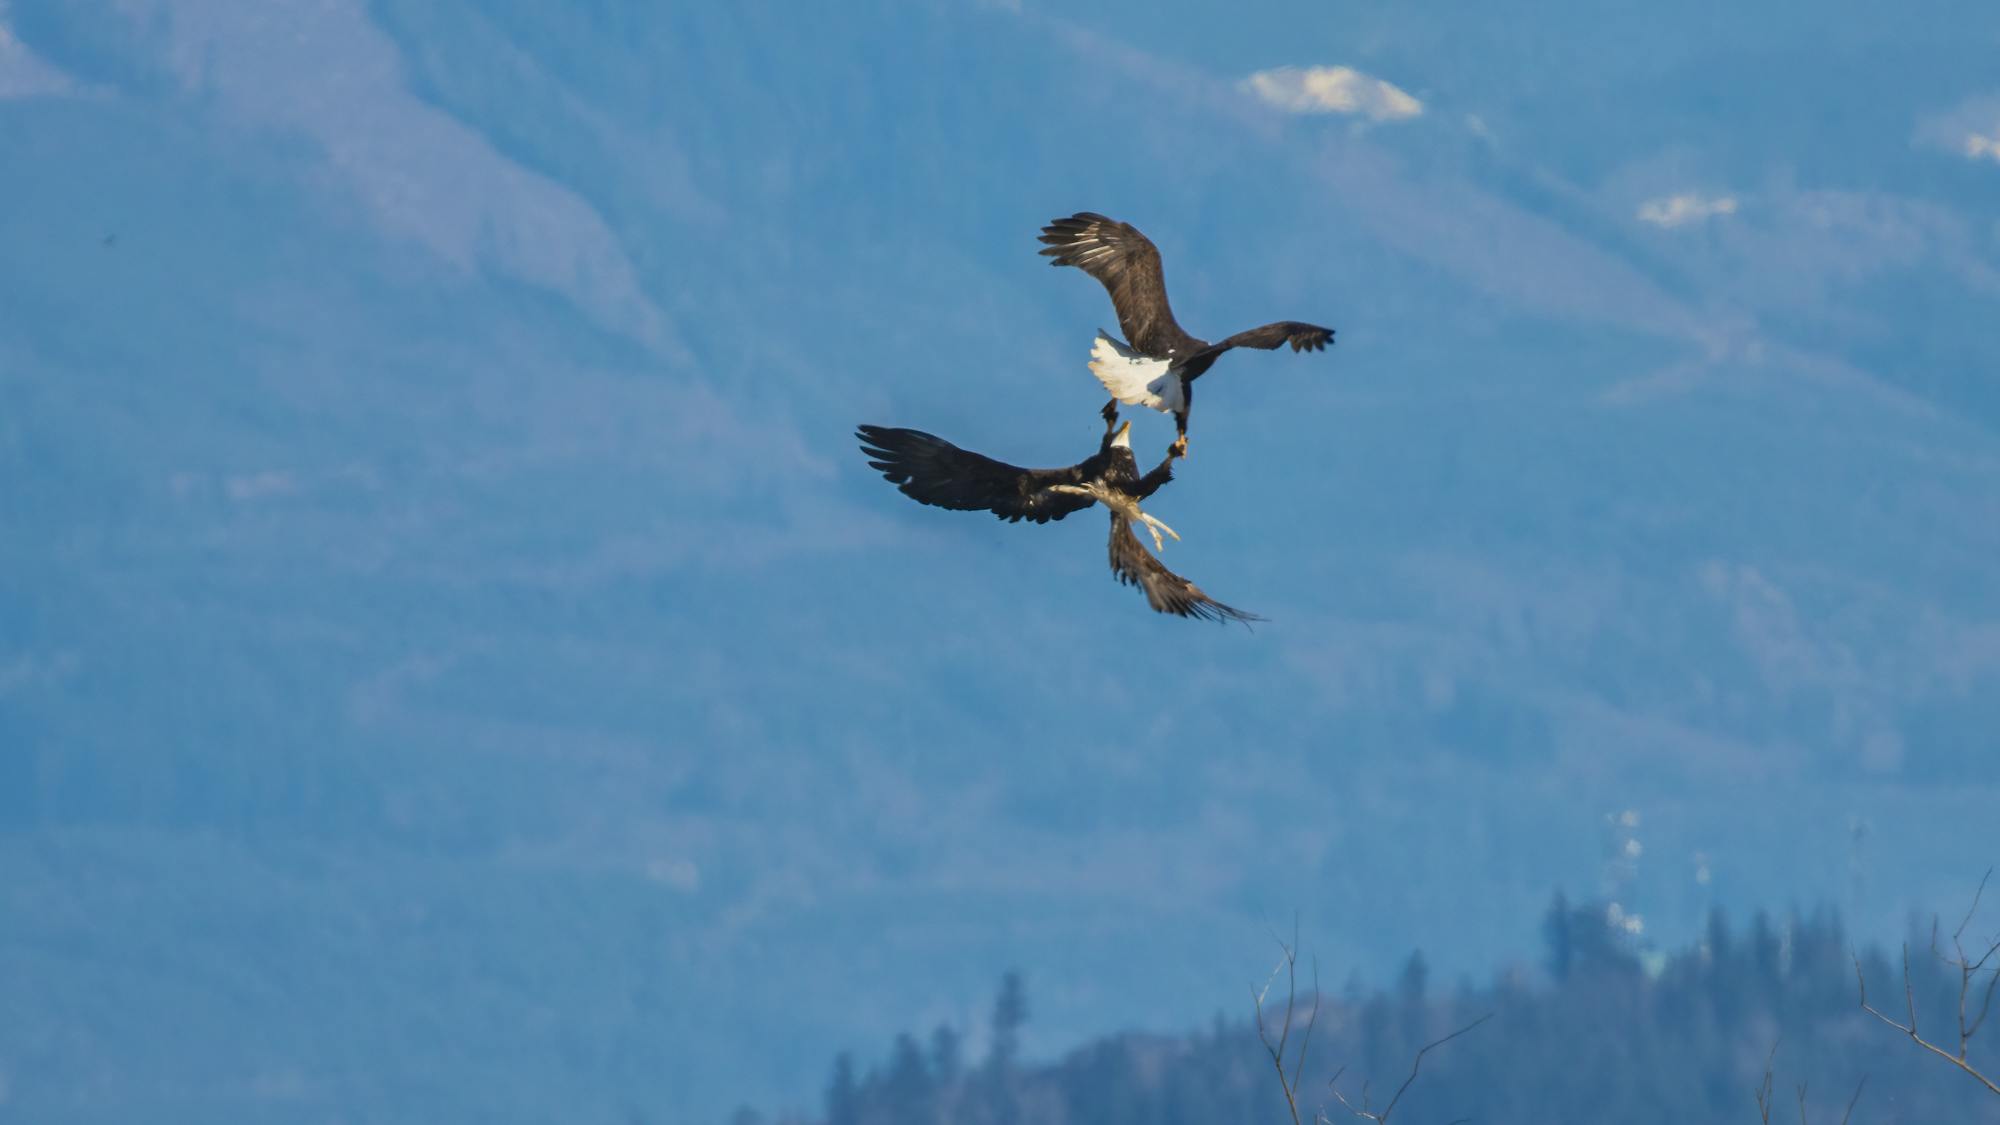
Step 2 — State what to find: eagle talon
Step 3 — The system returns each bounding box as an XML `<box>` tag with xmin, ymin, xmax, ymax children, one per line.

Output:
<box><xmin>1136</xmin><ymin>510</ymin><xmax>1180</xmax><ymax>552</ymax></box>
<box><xmin>1169</xmin><ymin>435</ymin><xmax>1188</xmax><ymax>459</ymax></box>
<box><xmin>855</xmin><ymin>419</ymin><xmax>1257</xmax><ymax>623</ymax></box>
<box><xmin>1101</xmin><ymin>398</ymin><xmax>1119</xmax><ymax>426</ymax></box>
<box><xmin>1043</xmin><ymin>213</ymin><xmax>1333</xmax><ymax>448</ymax></box>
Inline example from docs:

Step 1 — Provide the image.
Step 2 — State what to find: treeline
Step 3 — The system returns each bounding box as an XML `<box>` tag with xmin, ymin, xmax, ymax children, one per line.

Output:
<box><xmin>744</xmin><ymin>898</ymin><xmax>1998</xmax><ymax>1125</ymax></box>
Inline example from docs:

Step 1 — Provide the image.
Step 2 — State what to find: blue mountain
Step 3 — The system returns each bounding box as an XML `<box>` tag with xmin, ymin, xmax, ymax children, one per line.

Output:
<box><xmin>3</xmin><ymin>2</ymin><xmax>1996</xmax><ymax>1121</ymax></box>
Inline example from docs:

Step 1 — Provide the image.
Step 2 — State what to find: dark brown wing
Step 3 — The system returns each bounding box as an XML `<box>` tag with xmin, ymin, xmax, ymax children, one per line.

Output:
<box><xmin>1210</xmin><ymin>321</ymin><xmax>1335</xmax><ymax>355</ymax></box>
<box><xmin>857</xmin><ymin>425</ymin><xmax>1101</xmax><ymax>524</ymax></box>
<box><xmin>1038</xmin><ymin>213</ymin><xmax>1202</xmax><ymax>357</ymax></box>
<box><xmin>1192</xmin><ymin>320</ymin><xmax>1336</xmax><ymax>368</ymax></box>
<box><xmin>1107</xmin><ymin>513</ymin><xmax>1262</xmax><ymax>624</ymax></box>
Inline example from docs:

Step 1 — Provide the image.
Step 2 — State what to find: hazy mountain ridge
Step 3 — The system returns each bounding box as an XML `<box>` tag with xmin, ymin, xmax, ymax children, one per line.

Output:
<box><xmin>3</xmin><ymin>2</ymin><xmax>1998</xmax><ymax>1121</ymax></box>
<box><xmin>799</xmin><ymin>901</ymin><xmax>1998</xmax><ymax>1125</ymax></box>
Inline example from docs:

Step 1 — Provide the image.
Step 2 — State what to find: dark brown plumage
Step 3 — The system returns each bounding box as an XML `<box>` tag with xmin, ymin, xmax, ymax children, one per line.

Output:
<box><xmin>1107</xmin><ymin>512</ymin><xmax>1257</xmax><ymax>624</ymax></box>
<box><xmin>855</xmin><ymin>425</ymin><xmax>1102</xmax><ymax>524</ymax></box>
<box><xmin>856</xmin><ymin>412</ymin><xmax>1259</xmax><ymax>624</ymax></box>
<box><xmin>1038</xmin><ymin>213</ymin><xmax>1202</xmax><ymax>360</ymax></box>
<box><xmin>1038</xmin><ymin>212</ymin><xmax>1334</xmax><ymax>443</ymax></box>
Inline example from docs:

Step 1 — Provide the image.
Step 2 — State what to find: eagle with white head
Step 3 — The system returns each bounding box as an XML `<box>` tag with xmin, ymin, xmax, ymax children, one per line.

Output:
<box><xmin>1039</xmin><ymin>212</ymin><xmax>1335</xmax><ymax>451</ymax></box>
<box><xmin>856</xmin><ymin>405</ymin><xmax>1260</xmax><ymax>623</ymax></box>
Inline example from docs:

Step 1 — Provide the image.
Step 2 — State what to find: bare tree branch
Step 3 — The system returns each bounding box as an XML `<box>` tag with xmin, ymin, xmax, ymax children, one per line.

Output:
<box><xmin>1853</xmin><ymin>870</ymin><xmax>2000</xmax><ymax>1100</ymax></box>
<box><xmin>1756</xmin><ymin>1038</ymin><xmax>1866</xmax><ymax>1125</ymax></box>
<box><xmin>1950</xmin><ymin>870</ymin><xmax>1999</xmax><ymax>1051</ymax></box>
<box><xmin>1754</xmin><ymin>1040</ymin><xmax>1778</xmax><ymax>1125</ymax></box>
<box><xmin>1254</xmin><ymin>926</ymin><xmax>1488</xmax><ymax>1125</ymax></box>
<box><xmin>1255</xmin><ymin>925</ymin><xmax>1322</xmax><ymax>1125</ymax></box>
<box><xmin>1325</xmin><ymin>1013</ymin><xmax>1493</xmax><ymax>1125</ymax></box>
<box><xmin>1952</xmin><ymin>868</ymin><xmax>1991</xmax><ymax>948</ymax></box>
<box><xmin>1838</xmin><ymin>1076</ymin><xmax>1867</xmax><ymax>1125</ymax></box>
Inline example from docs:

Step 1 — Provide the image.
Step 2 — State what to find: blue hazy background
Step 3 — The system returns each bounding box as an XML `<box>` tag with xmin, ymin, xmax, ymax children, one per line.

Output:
<box><xmin>3</xmin><ymin>1</ymin><xmax>1998</xmax><ymax>1121</ymax></box>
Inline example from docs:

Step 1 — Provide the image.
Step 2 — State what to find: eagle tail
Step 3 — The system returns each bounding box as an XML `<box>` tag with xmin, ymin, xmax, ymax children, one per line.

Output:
<box><xmin>1088</xmin><ymin>332</ymin><xmax>1182</xmax><ymax>414</ymax></box>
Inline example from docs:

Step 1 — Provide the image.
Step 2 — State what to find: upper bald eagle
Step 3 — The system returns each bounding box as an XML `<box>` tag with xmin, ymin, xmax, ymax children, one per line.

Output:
<box><xmin>856</xmin><ymin>407</ymin><xmax>1260</xmax><ymax>624</ymax></box>
<box><xmin>1038</xmin><ymin>212</ymin><xmax>1334</xmax><ymax>447</ymax></box>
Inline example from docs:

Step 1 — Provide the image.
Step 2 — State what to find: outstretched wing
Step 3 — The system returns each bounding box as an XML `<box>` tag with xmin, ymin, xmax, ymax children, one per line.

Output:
<box><xmin>857</xmin><ymin>425</ymin><xmax>1100</xmax><ymax>524</ymax></box>
<box><xmin>1039</xmin><ymin>213</ymin><xmax>1198</xmax><ymax>357</ymax></box>
<box><xmin>1211</xmin><ymin>321</ymin><xmax>1335</xmax><ymax>354</ymax></box>
<box><xmin>1107</xmin><ymin>513</ymin><xmax>1262</xmax><ymax>624</ymax></box>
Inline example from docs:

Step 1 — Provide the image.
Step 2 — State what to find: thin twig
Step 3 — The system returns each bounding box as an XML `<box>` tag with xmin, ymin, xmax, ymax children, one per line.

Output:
<box><xmin>1255</xmin><ymin>926</ymin><xmax>1322</xmax><ymax>1125</ymax></box>
<box><xmin>1854</xmin><ymin>895</ymin><xmax>2000</xmax><ymax>1099</ymax></box>
<box><xmin>1758</xmin><ymin>1040</ymin><xmax>1865</xmax><ymax>1125</ymax></box>
<box><xmin>1755</xmin><ymin>1040</ymin><xmax>1778</xmax><ymax>1125</ymax></box>
<box><xmin>1948</xmin><ymin>869</ymin><xmax>2000</xmax><ymax>1055</ymax></box>
<box><xmin>1952</xmin><ymin>869</ymin><xmax>1992</xmax><ymax>947</ymax></box>
<box><xmin>1903</xmin><ymin>944</ymin><xmax>1919</xmax><ymax>1036</ymax></box>
<box><xmin>1328</xmin><ymin>1013</ymin><xmax>1493</xmax><ymax>1125</ymax></box>
<box><xmin>1971</xmin><ymin>936</ymin><xmax>2000</xmax><ymax>1045</ymax></box>
<box><xmin>1838</xmin><ymin>1076</ymin><xmax>1867</xmax><ymax>1125</ymax></box>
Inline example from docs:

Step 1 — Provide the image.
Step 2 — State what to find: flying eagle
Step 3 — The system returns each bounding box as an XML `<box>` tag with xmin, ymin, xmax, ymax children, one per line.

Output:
<box><xmin>856</xmin><ymin>407</ymin><xmax>1260</xmax><ymax>624</ymax></box>
<box><xmin>1038</xmin><ymin>212</ymin><xmax>1334</xmax><ymax>449</ymax></box>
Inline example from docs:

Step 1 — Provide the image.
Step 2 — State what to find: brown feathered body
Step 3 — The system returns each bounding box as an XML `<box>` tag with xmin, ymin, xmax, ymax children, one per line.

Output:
<box><xmin>1038</xmin><ymin>212</ymin><xmax>1333</xmax><ymax>439</ymax></box>
<box><xmin>856</xmin><ymin>422</ymin><xmax>1259</xmax><ymax>624</ymax></box>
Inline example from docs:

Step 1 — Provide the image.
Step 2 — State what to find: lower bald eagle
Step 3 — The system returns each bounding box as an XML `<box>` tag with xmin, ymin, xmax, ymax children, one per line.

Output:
<box><xmin>856</xmin><ymin>407</ymin><xmax>1260</xmax><ymax>624</ymax></box>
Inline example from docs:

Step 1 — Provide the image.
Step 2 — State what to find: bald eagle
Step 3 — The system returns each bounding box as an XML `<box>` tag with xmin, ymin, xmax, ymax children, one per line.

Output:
<box><xmin>856</xmin><ymin>407</ymin><xmax>1260</xmax><ymax>624</ymax></box>
<box><xmin>1039</xmin><ymin>212</ymin><xmax>1334</xmax><ymax>449</ymax></box>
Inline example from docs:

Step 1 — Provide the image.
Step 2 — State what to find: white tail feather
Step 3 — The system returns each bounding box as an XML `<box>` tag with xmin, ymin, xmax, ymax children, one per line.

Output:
<box><xmin>1088</xmin><ymin>332</ymin><xmax>1182</xmax><ymax>414</ymax></box>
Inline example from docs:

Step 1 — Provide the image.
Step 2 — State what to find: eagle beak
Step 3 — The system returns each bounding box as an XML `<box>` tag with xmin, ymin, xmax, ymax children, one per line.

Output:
<box><xmin>1112</xmin><ymin>420</ymin><xmax>1133</xmax><ymax>448</ymax></box>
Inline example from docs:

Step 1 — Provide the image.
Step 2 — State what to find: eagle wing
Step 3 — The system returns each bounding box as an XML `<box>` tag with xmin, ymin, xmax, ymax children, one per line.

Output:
<box><xmin>857</xmin><ymin>425</ymin><xmax>1101</xmax><ymax>523</ymax></box>
<box><xmin>1107</xmin><ymin>513</ymin><xmax>1261</xmax><ymax>624</ymax></box>
<box><xmin>1039</xmin><ymin>213</ymin><xmax>1198</xmax><ymax>357</ymax></box>
<box><xmin>1213</xmin><ymin>321</ymin><xmax>1335</xmax><ymax>354</ymax></box>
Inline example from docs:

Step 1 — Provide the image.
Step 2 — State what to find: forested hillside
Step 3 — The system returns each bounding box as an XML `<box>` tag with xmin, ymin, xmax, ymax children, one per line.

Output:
<box><xmin>4</xmin><ymin>1</ymin><xmax>1998</xmax><ymax>1120</ymax></box>
<box><xmin>788</xmin><ymin>900</ymin><xmax>1998</xmax><ymax>1125</ymax></box>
